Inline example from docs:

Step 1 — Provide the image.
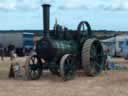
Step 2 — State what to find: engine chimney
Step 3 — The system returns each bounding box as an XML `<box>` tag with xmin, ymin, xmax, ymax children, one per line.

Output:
<box><xmin>42</xmin><ymin>4</ymin><xmax>51</xmax><ymax>38</ymax></box>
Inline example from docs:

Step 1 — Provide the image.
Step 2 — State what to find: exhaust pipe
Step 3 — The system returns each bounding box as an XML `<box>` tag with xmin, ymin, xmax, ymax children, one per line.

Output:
<box><xmin>42</xmin><ymin>4</ymin><xmax>51</xmax><ymax>38</ymax></box>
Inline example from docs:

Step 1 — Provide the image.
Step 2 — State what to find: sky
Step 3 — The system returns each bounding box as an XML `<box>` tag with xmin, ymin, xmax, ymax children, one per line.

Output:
<box><xmin>0</xmin><ymin>0</ymin><xmax>128</xmax><ymax>31</ymax></box>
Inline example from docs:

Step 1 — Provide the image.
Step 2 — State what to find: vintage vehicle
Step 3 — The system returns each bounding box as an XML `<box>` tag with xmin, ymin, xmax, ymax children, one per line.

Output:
<box><xmin>24</xmin><ymin>4</ymin><xmax>105</xmax><ymax>80</ymax></box>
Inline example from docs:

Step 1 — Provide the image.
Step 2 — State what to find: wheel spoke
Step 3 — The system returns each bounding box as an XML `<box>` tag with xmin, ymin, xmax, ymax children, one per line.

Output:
<box><xmin>95</xmin><ymin>62</ymin><xmax>101</xmax><ymax>68</ymax></box>
<box><xmin>82</xmin><ymin>24</ymin><xmax>85</xmax><ymax>31</ymax></box>
<box><xmin>91</xmin><ymin>45</ymin><xmax>96</xmax><ymax>57</ymax></box>
<box><xmin>66</xmin><ymin>59</ymin><xmax>70</xmax><ymax>66</ymax></box>
<box><xmin>25</xmin><ymin>55</ymin><xmax>42</xmax><ymax>80</ymax></box>
<box><xmin>60</xmin><ymin>54</ymin><xmax>76</xmax><ymax>80</ymax></box>
<box><xmin>31</xmin><ymin>57</ymin><xmax>35</xmax><ymax>64</ymax></box>
<box><xmin>93</xmin><ymin>43</ymin><xmax>103</xmax><ymax>70</ymax></box>
<box><xmin>82</xmin><ymin>39</ymin><xmax>104</xmax><ymax>76</ymax></box>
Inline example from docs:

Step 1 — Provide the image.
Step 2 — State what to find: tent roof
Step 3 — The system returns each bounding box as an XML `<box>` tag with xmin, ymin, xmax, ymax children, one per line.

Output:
<box><xmin>101</xmin><ymin>35</ymin><xmax>128</xmax><ymax>42</ymax></box>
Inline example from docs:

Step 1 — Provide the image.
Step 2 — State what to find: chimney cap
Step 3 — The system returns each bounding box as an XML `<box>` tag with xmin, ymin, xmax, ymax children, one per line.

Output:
<box><xmin>42</xmin><ymin>4</ymin><xmax>51</xmax><ymax>7</ymax></box>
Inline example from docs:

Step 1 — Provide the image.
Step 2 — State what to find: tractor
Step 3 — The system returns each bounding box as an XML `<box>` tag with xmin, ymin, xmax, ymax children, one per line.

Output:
<box><xmin>24</xmin><ymin>4</ymin><xmax>105</xmax><ymax>80</ymax></box>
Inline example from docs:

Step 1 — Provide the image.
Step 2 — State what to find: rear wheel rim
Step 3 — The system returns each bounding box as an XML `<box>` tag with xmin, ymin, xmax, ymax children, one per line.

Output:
<box><xmin>82</xmin><ymin>39</ymin><xmax>104</xmax><ymax>76</ymax></box>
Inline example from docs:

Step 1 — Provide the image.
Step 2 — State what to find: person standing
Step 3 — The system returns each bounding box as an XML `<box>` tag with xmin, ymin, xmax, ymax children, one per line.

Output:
<box><xmin>8</xmin><ymin>44</ymin><xmax>15</xmax><ymax>61</ymax></box>
<box><xmin>105</xmin><ymin>48</ymin><xmax>113</xmax><ymax>70</ymax></box>
<box><xmin>1</xmin><ymin>47</ymin><xmax>4</xmax><ymax>61</ymax></box>
<box><xmin>0</xmin><ymin>44</ymin><xmax>4</xmax><ymax>61</ymax></box>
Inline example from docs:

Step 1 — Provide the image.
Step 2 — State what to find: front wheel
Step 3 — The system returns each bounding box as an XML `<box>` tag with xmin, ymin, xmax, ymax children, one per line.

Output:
<box><xmin>60</xmin><ymin>54</ymin><xmax>76</xmax><ymax>80</ymax></box>
<box><xmin>25</xmin><ymin>55</ymin><xmax>43</xmax><ymax>80</ymax></box>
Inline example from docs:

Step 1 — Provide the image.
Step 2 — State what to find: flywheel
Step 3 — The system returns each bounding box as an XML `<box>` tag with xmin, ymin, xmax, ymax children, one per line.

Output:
<box><xmin>82</xmin><ymin>38</ymin><xmax>104</xmax><ymax>76</ymax></box>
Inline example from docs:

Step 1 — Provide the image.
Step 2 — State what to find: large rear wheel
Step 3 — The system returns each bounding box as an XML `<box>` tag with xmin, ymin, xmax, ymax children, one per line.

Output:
<box><xmin>82</xmin><ymin>38</ymin><xmax>104</xmax><ymax>76</ymax></box>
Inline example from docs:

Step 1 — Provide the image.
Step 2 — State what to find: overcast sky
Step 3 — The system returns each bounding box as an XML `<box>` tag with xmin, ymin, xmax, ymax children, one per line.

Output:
<box><xmin>0</xmin><ymin>0</ymin><xmax>128</xmax><ymax>31</ymax></box>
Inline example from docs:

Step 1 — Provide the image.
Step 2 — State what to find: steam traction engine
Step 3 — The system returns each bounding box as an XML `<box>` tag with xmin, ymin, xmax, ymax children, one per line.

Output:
<box><xmin>25</xmin><ymin>4</ymin><xmax>105</xmax><ymax>80</ymax></box>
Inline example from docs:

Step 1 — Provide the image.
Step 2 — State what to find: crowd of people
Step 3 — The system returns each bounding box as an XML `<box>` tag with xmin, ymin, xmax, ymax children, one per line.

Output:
<box><xmin>0</xmin><ymin>44</ymin><xmax>33</xmax><ymax>61</ymax></box>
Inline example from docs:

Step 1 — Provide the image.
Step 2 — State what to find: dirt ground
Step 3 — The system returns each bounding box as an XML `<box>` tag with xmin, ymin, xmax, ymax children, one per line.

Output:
<box><xmin>0</xmin><ymin>57</ymin><xmax>128</xmax><ymax>96</ymax></box>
